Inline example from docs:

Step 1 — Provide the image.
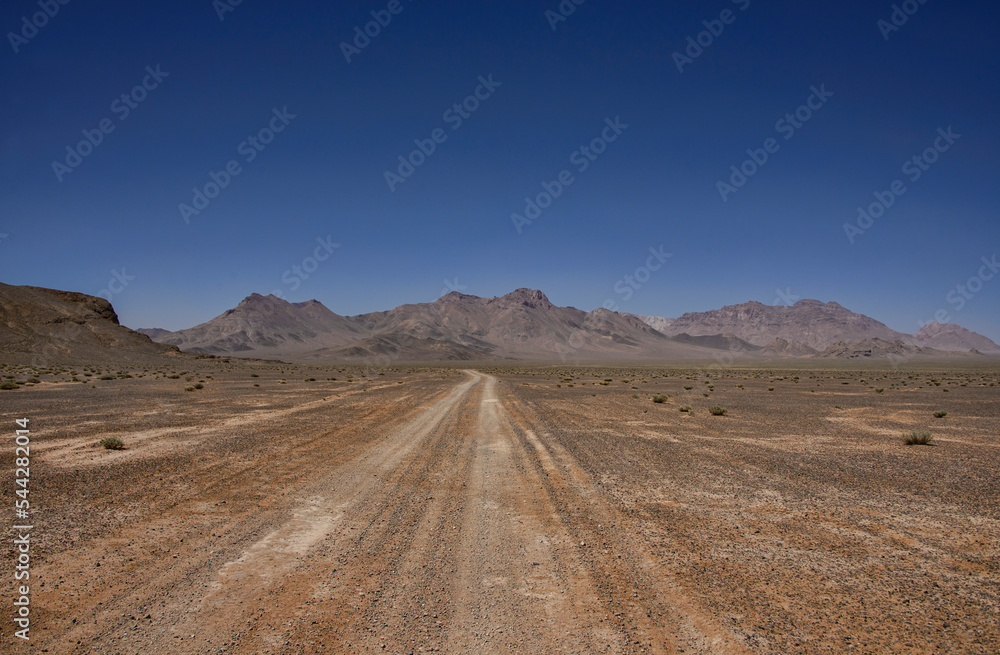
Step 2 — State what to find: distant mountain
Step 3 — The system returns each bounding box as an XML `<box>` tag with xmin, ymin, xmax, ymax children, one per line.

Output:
<box><xmin>627</xmin><ymin>314</ymin><xmax>675</xmax><ymax>334</ymax></box>
<box><xmin>0</xmin><ymin>283</ymin><xmax>179</xmax><ymax>363</ymax></box>
<box><xmin>152</xmin><ymin>293</ymin><xmax>366</xmax><ymax>356</ymax></box>
<box><xmin>146</xmin><ymin>289</ymin><xmax>726</xmax><ymax>362</ymax></box>
<box><xmin>911</xmin><ymin>322</ymin><xmax>1000</xmax><ymax>353</ymax></box>
<box><xmin>635</xmin><ymin>299</ymin><xmax>912</xmax><ymax>351</ymax></box>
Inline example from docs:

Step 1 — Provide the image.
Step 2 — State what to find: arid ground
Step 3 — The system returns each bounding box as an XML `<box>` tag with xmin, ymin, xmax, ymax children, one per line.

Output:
<box><xmin>0</xmin><ymin>360</ymin><xmax>997</xmax><ymax>654</ymax></box>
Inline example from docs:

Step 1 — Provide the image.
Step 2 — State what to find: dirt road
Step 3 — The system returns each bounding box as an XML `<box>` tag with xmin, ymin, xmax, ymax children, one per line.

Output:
<box><xmin>15</xmin><ymin>369</ymin><xmax>749</xmax><ymax>654</ymax></box>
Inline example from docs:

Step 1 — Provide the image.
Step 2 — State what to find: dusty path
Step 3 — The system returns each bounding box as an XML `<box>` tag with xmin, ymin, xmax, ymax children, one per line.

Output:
<box><xmin>17</xmin><ymin>369</ymin><xmax>748</xmax><ymax>654</ymax></box>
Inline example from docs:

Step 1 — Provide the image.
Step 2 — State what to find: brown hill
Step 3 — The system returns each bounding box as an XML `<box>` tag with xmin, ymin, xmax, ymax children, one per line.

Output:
<box><xmin>651</xmin><ymin>299</ymin><xmax>910</xmax><ymax>350</ymax></box>
<box><xmin>0</xmin><ymin>283</ymin><xmax>179</xmax><ymax>364</ymax></box>
<box><xmin>911</xmin><ymin>322</ymin><xmax>1000</xmax><ymax>353</ymax></box>
<box><xmin>153</xmin><ymin>293</ymin><xmax>367</xmax><ymax>356</ymax></box>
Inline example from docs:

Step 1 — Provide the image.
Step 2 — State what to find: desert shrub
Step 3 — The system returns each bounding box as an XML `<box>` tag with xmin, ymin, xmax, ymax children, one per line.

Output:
<box><xmin>709</xmin><ymin>406</ymin><xmax>727</xmax><ymax>416</ymax></box>
<box><xmin>0</xmin><ymin>381</ymin><xmax>18</xmax><ymax>390</ymax></box>
<box><xmin>167</xmin><ymin>374</ymin><xmax>180</xmax><ymax>379</ymax></box>
<box><xmin>933</xmin><ymin>410</ymin><xmax>948</xmax><ymax>418</ymax></box>
<box><xmin>100</xmin><ymin>437</ymin><xmax>124</xmax><ymax>450</ymax></box>
<box><xmin>768</xmin><ymin>387</ymin><xmax>775</xmax><ymax>391</ymax></box>
<box><xmin>305</xmin><ymin>378</ymin><xmax>316</xmax><ymax>382</ymax></box>
<box><xmin>652</xmin><ymin>394</ymin><xmax>667</xmax><ymax>403</ymax></box>
<box><xmin>193</xmin><ymin>383</ymin><xmax>204</xmax><ymax>389</ymax></box>
<box><xmin>184</xmin><ymin>386</ymin><xmax>195</xmax><ymax>392</ymax></box>
<box><xmin>683</xmin><ymin>385</ymin><xmax>693</xmax><ymax>390</ymax></box>
<box><xmin>903</xmin><ymin>431</ymin><xmax>933</xmax><ymax>445</ymax></box>
<box><xmin>679</xmin><ymin>405</ymin><xmax>692</xmax><ymax>413</ymax></box>
<box><xmin>250</xmin><ymin>373</ymin><xmax>259</xmax><ymax>377</ymax></box>
<box><xmin>98</xmin><ymin>375</ymin><xmax>115</xmax><ymax>380</ymax></box>
<box><xmin>875</xmin><ymin>388</ymin><xmax>884</xmax><ymax>393</ymax></box>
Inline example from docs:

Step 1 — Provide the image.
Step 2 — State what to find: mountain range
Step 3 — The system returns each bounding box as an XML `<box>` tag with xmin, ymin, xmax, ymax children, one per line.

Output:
<box><xmin>2</xmin><ymin>281</ymin><xmax>996</xmax><ymax>364</ymax></box>
<box><xmin>135</xmin><ymin>288</ymin><xmax>1000</xmax><ymax>363</ymax></box>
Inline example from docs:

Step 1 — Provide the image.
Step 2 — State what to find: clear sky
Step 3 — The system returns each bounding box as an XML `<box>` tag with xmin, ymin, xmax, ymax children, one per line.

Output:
<box><xmin>2</xmin><ymin>1</ymin><xmax>998</xmax><ymax>341</ymax></box>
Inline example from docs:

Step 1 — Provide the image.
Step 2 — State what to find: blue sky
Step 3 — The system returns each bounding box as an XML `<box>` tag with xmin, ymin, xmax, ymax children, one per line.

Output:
<box><xmin>2</xmin><ymin>0</ymin><xmax>998</xmax><ymax>341</ymax></box>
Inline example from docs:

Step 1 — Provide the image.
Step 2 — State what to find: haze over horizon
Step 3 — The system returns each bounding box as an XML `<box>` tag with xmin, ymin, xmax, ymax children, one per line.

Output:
<box><xmin>2</xmin><ymin>1</ymin><xmax>998</xmax><ymax>340</ymax></box>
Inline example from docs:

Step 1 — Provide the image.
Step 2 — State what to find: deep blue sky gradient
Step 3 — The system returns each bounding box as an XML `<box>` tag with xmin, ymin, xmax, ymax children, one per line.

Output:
<box><xmin>2</xmin><ymin>1</ymin><xmax>998</xmax><ymax>340</ymax></box>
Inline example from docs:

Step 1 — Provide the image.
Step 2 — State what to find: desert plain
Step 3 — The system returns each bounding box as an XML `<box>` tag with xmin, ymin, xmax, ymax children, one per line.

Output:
<box><xmin>0</xmin><ymin>358</ymin><xmax>997</xmax><ymax>654</ymax></box>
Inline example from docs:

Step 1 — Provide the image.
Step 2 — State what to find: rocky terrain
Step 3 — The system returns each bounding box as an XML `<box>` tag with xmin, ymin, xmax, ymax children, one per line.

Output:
<box><xmin>0</xmin><ymin>282</ymin><xmax>179</xmax><ymax>364</ymax></box>
<box><xmin>0</xmin><ymin>358</ymin><xmax>997</xmax><ymax>654</ymax></box>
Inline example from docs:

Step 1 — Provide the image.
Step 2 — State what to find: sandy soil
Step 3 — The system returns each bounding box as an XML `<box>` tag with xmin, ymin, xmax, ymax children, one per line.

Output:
<box><xmin>0</xmin><ymin>360</ymin><xmax>997</xmax><ymax>654</ymax></box>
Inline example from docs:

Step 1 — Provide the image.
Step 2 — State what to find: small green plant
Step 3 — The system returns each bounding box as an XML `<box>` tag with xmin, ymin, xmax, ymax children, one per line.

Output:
<box><xmin>904</xmin><ymin>431</ymin><xmax>933</xmax><ymax>445</ymax></box>
<box><xmin>679</xmin><ymin>405</ymin><xmax>692</xmax><ymax>413</ymax></box>
<box><xmin>100</xmin><ymin>437</ymin><xmax>125</xmax><ymax>450</ymax></box>
<box><xmin>933</xmin><ymin>410</ymin><xmax>948</xmax><ymax>418</ymax></box>
<box><xmin>709</xmin><ymin>406</ymin><xmax>727</xmax><ymax>416</ymax></box>
<box><xmin>652</xmin><ymin>394</ymin><xmax>667</xmax><ymax>403</ymax></box>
